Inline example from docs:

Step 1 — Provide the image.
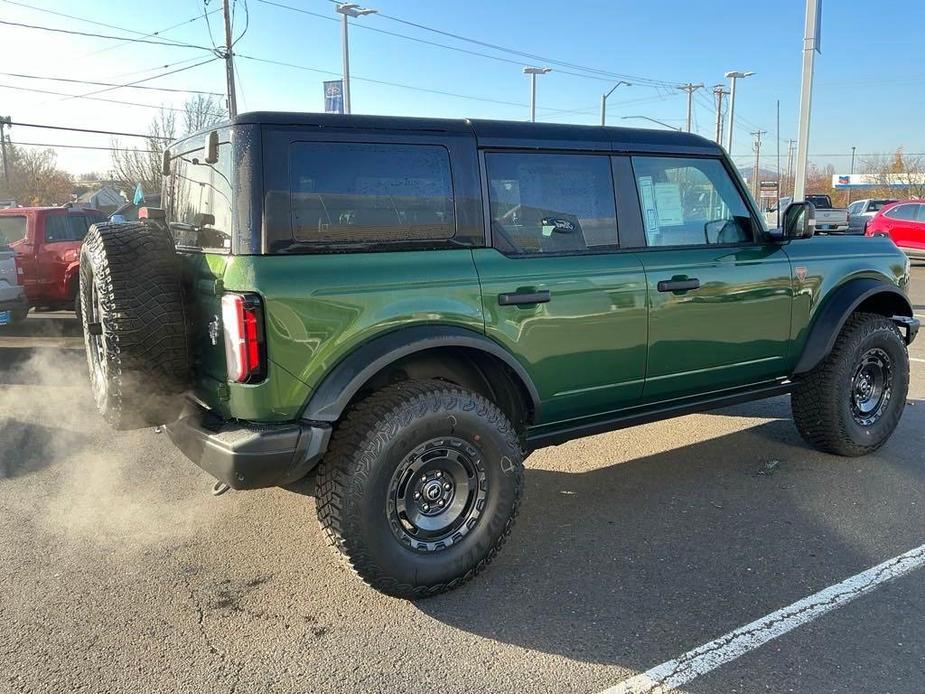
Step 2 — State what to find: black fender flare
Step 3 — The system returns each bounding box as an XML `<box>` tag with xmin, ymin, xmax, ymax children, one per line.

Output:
<box><xmin>301</xmin><ymin>324</ymin><xmax>541</xmax><ymax>423</ymax></box>
<box><xmin>794</xmin><ymin>277</ymin><xmax>913</xmax><ymax>374</ymax></box>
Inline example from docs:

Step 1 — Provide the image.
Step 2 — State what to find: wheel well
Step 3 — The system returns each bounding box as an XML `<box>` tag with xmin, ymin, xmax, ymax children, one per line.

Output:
<box><xmin>854</xmin><ymin>290</ymin><xmax>912</xmax><ymax>319</ymax></box>
<box><xmin>348</xmin><ymin>347</ymin><xmax>535</xmax><ymax>435</ymax></box>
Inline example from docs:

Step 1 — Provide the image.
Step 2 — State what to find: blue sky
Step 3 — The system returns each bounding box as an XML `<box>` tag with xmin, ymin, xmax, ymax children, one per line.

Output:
<box><xmin>0</xmin><ymin>0</ymin><xmax>922</xmax><ymax>175</ymax></box>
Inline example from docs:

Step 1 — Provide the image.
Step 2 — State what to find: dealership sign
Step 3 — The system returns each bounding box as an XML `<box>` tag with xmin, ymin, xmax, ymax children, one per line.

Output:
<box><xmin>833</xmin><ymin>173</ymin><xmax>925</xmax><ymax>189</ymax></box>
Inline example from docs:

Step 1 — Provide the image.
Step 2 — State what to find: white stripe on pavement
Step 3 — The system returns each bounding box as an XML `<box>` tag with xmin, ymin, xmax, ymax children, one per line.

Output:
<box><xmin>599</xmin><ymin>543</ymin><xmax>925</xmax><ymax>694</ymax></box>
<box><xmin>912</xmin><ymin>358</ymin><xmax>925</xmax><ymax>363</ymax></box>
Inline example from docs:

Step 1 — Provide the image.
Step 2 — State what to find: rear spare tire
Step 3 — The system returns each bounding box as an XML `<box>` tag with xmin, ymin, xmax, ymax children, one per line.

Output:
<box><xmin>79</xmin><ymin>222</ymin><xmax>189</xmax><ymax>430</ymax></box>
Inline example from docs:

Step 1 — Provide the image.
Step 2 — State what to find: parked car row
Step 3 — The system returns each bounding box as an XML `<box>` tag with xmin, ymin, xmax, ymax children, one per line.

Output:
<box><xmin>864</xmin><ymin>199</ymin><xmax>925</xmax><ymax>259</ymax></box>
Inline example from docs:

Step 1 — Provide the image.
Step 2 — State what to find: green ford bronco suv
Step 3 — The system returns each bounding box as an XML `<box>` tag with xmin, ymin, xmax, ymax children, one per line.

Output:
<box><xmin>79</xmin><ymin>112</ymin><xmax>919</xmax><ymax>598</ymax></box>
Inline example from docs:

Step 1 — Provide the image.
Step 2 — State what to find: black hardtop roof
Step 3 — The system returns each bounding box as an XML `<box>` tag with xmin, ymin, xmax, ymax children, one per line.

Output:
<box><xmin>185</xmin><ymin>111</ymin><xmax>722</xmax><ymax>154</ymax></box>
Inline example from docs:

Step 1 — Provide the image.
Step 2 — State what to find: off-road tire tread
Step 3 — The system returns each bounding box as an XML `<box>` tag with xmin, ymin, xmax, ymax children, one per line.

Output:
<box><xmin>315</xmin><ymin>379</ymin><xmax>524</xmax><ymax>599</ymax></box>
<box><xmin>792</xmin><ymin>312</ymin><xmax>908</xmax><ymax>456</ymax></box>
<box><xmin>80</xmin><ymin>222</ymin><xmax>188</xmax><ymax>429</ymax></box>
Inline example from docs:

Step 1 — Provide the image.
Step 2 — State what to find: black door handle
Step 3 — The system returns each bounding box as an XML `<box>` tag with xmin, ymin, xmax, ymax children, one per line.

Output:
<box><xmin>498</xmin><ymin>290</ymin><xmax>551</xmax><ymax>306</ymax></box>
<box><xmin>657</xmin><ymin>278</ymin><xmax>701</xmax><ymax>293</ymax></box>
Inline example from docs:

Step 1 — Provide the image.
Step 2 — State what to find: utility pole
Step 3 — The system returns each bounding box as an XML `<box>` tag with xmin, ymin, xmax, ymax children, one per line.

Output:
<box><xmin>600</xmin><ymin>80</ymin><xmax>631</xmax><ymax>126</ymax></box>
<box><xmin>523</xmin><ymin>66</ymin><xmax>551</xmax><ymax>123</ymax></box>
<box><xmin>847</xmin><ymin>145</ymin><xmax>856</xmax><ymax>204</ymax></box>
<box><xmin>712</xmin><ymin>84</ymin><xmax>729</xmax><ymax>144</ymax></box>
<box><xmin>0</xmin><ymin>116</ymin><xmax>9</xmax><ymax>185</ymax></box>
<box><xmin>752</xmin><ymin>129</ymin><xmax>767</xmax><ymax>199</ymax></box>
<box><xmin>677</xmin><ymin>83</ymin><xmax>703</xmax><ymax>133</ymax></box>
<box><xmin>724</xmin><ymin>70</ymin><xmax>755</xmax><ymax>155</ymax></box>
<box><xmin>221</xmin><ymin>0</ymin><xmax>237</xmax><ymax>117</ymax></box>
<box><xmin>793</xmin><ymin>0</ymin><xmax>821</xmax><ymax>202</ymax></box>
<box><xmin>336</xmin><ymin>3</ymin><xmax>378</xmax><ymax>115</ymax></box>
<box><xmin>786</xmin><ymin>139</ymin><xmax>796</xmax><ymax>196</ymax></box>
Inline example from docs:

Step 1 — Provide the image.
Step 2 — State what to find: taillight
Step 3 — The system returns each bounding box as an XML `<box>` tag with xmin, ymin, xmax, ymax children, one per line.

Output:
<box><xmin>221</xmin><ymin>293</ymin><xmax>266</xmax><ymax>383</ymax></box>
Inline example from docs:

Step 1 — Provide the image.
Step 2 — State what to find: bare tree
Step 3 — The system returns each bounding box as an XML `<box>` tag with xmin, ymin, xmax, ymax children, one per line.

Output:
<box><xmin>0</xmin><ymin>145</ymin><xmax>73</xmax><ymax>205</ymax></box>
<box><xmin>110</xmin><ymin>96</ymin><xmax>227</xmax><ymax>194</ymax></box>
<box><xmin>861</xmin><ymin>148</ymin><xmax>925</xmax><ymax>199</ymax></box>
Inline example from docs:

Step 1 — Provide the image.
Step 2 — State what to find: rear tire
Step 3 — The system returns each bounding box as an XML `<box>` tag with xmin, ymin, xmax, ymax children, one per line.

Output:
<box><xmin>792</xmin><ymin>312</ymin><xmax>909</xmax><ymax>456</ymax></box>
<box><xmin>79</xmin><ymin>222</ymin><xmax>189</xmax><ymax>430</ymax></box>
<box><xmin>315</xmin><ymin>380</ymin><xmax>524</xmax><ymax>599</ymax></box>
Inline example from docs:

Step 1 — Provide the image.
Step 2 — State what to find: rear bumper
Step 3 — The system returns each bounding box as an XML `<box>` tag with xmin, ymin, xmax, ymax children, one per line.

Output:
<box><xmin>165</xmin><ymin>403</ymin><xmax>332</xmax><ymax>490</ymax></box>
<box><xmin>893</xmin><ymin>316</ymin><xmax>920</xmax><ymax>345</ymax></box>
<box><xmin>0</xmin><ymin>292</ymin><xmax>27</xmax><ymax>314</ymax></box>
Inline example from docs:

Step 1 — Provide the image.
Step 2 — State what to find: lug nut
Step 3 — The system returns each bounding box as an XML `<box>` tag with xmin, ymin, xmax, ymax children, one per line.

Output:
<box><xmin>414</xmin><ymin>492</ymin><xmax>420</xmax><ymax>500</ymax></box>
<box><xmin>422</xmin><ymin>504</ymin><xmax>430</xmax><ymax>512</ymax></box>
<box><xmin>421</xmin><ymin>475</ymin><xmax>427</xmax><ymax>482</ymax></box>
<box><xmin>443</xmin><ymin>483</ymin><xmax>451</xmax><ymax>490</ymax></box>
<box><xmin>436</xmin><ymin>471</ymin><xmax>442</xmax><ymax>478</ymax></box>
<box><xmin>438</xmin><ymin>499</ymin><xmax>445</xmax><ymax>507</ymax></box>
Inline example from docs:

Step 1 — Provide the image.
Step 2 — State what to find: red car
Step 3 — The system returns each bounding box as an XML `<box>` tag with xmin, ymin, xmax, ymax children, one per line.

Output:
<box><xmin>864</xmin><ymin>200</ymin><xmax>925</xmax><ymax>259</ymax></box>
<box><xmin>0</xmin><ymin>206</ymin><xmax>106</xmax><ymax>313</ymax></box>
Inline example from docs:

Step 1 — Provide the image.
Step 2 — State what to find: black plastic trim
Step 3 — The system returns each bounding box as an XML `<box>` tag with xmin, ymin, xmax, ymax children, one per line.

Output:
<box><xmin>794</xmin><ymin>278</ymin><xmax>914</xmax><ymax>374</ymax></box>
<box><xmin>498</xmin><ymin>290</ymin><xmax>550</xmax><ymax>305</ymax></box>
<box><xmin>527</xmin><ymin>380</ymin><xmax>793</xmax><ymax>450</ymax></box>
<box><xmin>301</xmin><ymin>324</ymin><xmax>542</xmax><ymax>423</ymax></box>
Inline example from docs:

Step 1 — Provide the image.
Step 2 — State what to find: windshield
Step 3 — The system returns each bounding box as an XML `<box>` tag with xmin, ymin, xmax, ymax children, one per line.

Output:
<box><xmin>165</xmin><ymin>140</ymin><xmax>233</xmax><ymax>253</ymax></box>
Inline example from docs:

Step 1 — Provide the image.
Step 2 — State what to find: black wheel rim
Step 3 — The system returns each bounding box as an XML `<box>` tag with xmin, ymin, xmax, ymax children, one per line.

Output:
<box><xmin>85</xmin><ymin>277</ymin><xmax>107</xmax><ymax>398</ymax></box>
<box><xmin>850</xmin><ymin>347</ymin><xmax>893</xmax><ymax>426</ymax></box>
<box><xmin>387</xmin><ymin>437</ymin><xmax>488</xmax><ymax>553</ymax></box>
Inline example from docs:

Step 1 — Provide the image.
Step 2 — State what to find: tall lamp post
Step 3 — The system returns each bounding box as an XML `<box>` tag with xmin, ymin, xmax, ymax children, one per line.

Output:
<box><xmin>621</xmin><ymin>115</ymin><xmax>682</xmax><ymax>131</ymax></box>
<box><xmin>724</xmin><ymin>70</ymin><xmax>754</xmax><ymax>155</ymax></box>
<box><xmin>336</xmin><ymin>3</ymin><xmax>377</xmax><ymax>114</ymax></box>
<box><xmin>847</xmin><ymin>145</ymin><xmax>856</xmax><ymax>204</ymax></box>
<box><xmin>523</xmin><ymin>66</ymin><xmax>551</xmax><ymax>122</ymax></box>
<box><xmin>600</xmin><ymin>80</ymin><xmax>631</xmax><ymax>126</ymax></box>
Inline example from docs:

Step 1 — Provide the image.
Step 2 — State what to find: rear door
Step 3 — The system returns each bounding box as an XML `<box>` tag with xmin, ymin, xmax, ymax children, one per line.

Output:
<box><xmin>473</xmin><ymin>150</ymin><xmax>648</xmax><ymax>425</ymax></box>
<box><xmin>627</xmin><ymin>155</ymin><xmax>793</xmax><ymax>402</ymax></box>
<box><xmin>0</xmin><ymin>213</ymin><xmax>31</xmax><ymax>297</ymax></box>
<box><xmin>881</xmin><ymin>203</ymin><xmax>919</xmax><ymax>250</ymax></box>
<box><xmin>39</xmin><ymin>211</ymin><xmax>101</xmax><ymax>303</ymax></box>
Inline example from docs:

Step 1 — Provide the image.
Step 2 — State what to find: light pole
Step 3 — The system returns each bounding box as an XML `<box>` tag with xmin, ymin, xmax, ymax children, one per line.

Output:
<box><xmin>600</xmin><ymin>80</ymin><xmax>631</xmax><ymax>126</ymax></box>
<box><xmin>336</xmin><ymin>3</ymin><xmax>377</xmax><ymax>115</ymax></box>
<box><xmin>847</xmin><ymin>145</ymin><xmax>856</xmax><ymax>204</ymax></box>
<box><xmin>523</xmin><ymin>66</ymin><xmax>551</xmax><ymax>122</ymax></box>
<box><xmin>793</xmin><ymin>0</ymin><xmax>820</xmax><ymax>202</ymax></box>
<box><xmin>724</xmin><ymin>70</ymin><xmax>754</xmax><ymax>155</ymax></box>
<box><xmin>621</xmin><ymin>115</ymin><xmax>682</xmax><ymax>131</ymax></box>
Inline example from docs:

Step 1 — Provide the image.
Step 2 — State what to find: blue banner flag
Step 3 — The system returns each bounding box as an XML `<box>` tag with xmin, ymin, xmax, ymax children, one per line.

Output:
<box><xmin>324</xmin><ymin>80</ymin><xmax>344</xmax><ymax>114</ymax></box>
<box><xmin>133</xmin><ymin>183</ymin><xmax>144</xmax><ymax>205</ymax></box>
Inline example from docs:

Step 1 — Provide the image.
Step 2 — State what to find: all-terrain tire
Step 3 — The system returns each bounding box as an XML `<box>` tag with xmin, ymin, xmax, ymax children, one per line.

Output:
<box><xmin>79</xmin><ymin>222</ymin><xmax>189</xmax><ymax>430</ymax></box>
<box><xmin>315</xmin><ymin>379</ymin><xmax>524</xmax><ymax>599</ymax></box>
<box><xmin>792</xmin><ymin>312</ymin><xmax>909</xmax><ymax>456</ymax></box>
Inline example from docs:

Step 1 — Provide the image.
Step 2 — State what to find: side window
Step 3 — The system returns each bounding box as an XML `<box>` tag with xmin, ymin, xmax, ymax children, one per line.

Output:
<box><xmin>631</xmin><ymin>156</ymin><xmax>754</xmax><ymax>247</ymax></box>
<box><xmin>287</xmin><ymin>142</ymin><xmax>455</xmax><ymax>250</ymax></box>
<box><xmin>847</xmin><ymin>202</ymin><xmax>861</xmax><ymax>215</ymax></box>
<box><xmin>0</xmin><ymin>216</ymin><xmax>26</xmax><ymax>244</ymax></box>
<box><xmin>44</xmin><ymin>215</ymin><xmax>95</xmax><ymax>243</ymax></box>
<box><xmin>916</xmin><ymin>204</ymin><xmax>925</xmax><ymax>222</ymax></box>
<box><xmin>885</xmin><ymin>204</ymin><xmax>916</xmax><ymax>221</ymax></box>
<box><xmin>485</xmin><ymin>152</ymin><xmax>618</xmax><ymax>256</ymax></box>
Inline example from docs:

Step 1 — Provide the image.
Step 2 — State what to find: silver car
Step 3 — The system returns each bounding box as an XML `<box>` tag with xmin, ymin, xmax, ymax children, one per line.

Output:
<box><xmin>0</xmin><ymin>244</ymin><xmax>27</xmax><ymax>325</ymax></box>
<box><xmin>847</xmin><ymin>198</ymin><xmax>897</xmax><ymax>234</ymax></box>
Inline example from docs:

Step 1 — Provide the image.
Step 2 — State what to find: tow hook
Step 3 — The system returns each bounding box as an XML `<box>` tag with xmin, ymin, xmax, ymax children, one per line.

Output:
<box><xmin>211</xmin><ymin>481</ymin><xmax>231</xmax><ymax>496</ymax></box>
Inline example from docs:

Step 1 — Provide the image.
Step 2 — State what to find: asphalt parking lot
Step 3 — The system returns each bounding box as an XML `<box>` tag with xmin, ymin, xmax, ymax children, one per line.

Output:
<box><xmin>2</xmin><ymin>266</ymin><xmax>924</xmax><ymax>694</ymax></box>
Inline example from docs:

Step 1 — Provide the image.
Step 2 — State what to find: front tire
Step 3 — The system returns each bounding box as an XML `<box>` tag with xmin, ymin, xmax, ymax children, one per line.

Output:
<box><xmin>792</xmin><ymin>312</ymin><xmax>909</xmax><ymax>456</ymax></box>
<box><xmin>315</xmin><ymin>380</ymin><xmax>524</xmax><ymax>599</ymax></box>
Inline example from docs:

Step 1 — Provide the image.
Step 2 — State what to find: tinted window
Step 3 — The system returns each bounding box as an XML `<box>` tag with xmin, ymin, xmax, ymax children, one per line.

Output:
<box><xmin>885</xmin><ymin>204</ymin><xmax>917</xmax><ymax>221</ymax></box>
<box><xmin>287</xmin><ymin>142</ymin><xmax>455</xmax><ymax>250</ymax></box>
<box><xmin>868</xmin><ymin>200</ymin><xmax>894</xmax><ymax>212</ymax></box>
<box><xmin>166</xmin><ymin>141</ymin><xmax>233</xmax><ymax>252</ymax></box>
<box><xmin>486</xmin><ymin>152</ymin><xmax>618</xmax><ymax>255</ymax></box>
<box><xmin>847</xmin><ymin>202</ymin><xmax>862</xmax><ymax>215</ymax></box>
<box><xmin>0</xmin><ymin>216</ymin><xmax>26</xmax><ymax>244</ymax></box>
<box><xmin>632</xmin><ymin>156</ymin><xmax>753</xmax><ymax>247</ymax></box>
<box><xmin>916</xmin><ymin>205</ymin><xmax>925</xmax><ymax>222</ymax></box>
<box><xmin>44</xmin><ymin>214</ymin><xmax>101</xmax><ymax>243</ymax></box>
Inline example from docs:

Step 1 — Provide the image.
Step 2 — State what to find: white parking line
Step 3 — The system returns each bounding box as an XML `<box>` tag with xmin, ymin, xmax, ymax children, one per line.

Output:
<box><xmin>599</xmin><ymin>544</ymin><xmax>925</xmax><ymax>694</ymax></box>
<box><xmin>912</xmin><ymin>358</ymin><xmax>925</xmax><ymax>364</ymax></box>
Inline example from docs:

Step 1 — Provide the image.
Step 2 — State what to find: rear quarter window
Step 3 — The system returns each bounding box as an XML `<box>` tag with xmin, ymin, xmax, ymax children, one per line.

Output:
<box><xmin>0</xmin><ymin>216</ymin><xmax>26</xmax><ymax>244</ymax></box>
<box><xmin>278</xmin><ymin>142</ymin><xmax>457</xmax><ymax>253</ymax></box>
<box><xmin>43</xmin><ymin>213</ymin><xmax>102</xmax><ymax>243</ymax></box>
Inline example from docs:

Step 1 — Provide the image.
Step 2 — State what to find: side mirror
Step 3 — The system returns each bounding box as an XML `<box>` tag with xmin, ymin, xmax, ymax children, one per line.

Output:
<box><xmin>782</xmin><ymin>201</ymin><xmax>816</xmax><ymax>239</ymax></box>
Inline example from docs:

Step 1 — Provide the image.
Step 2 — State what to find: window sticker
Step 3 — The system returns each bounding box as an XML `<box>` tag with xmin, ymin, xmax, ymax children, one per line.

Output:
<box><xmin>638</xmin><ymin>176</ymin><xmax>659</xmax><ymax>233</ymax></box>
<box><xmin>653</xmin><ymin>183</ymin><xmax>684</xmax><ymax>226</ymax></box>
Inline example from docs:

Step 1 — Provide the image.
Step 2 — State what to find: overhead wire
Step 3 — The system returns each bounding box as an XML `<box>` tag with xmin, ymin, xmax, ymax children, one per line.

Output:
<box><xmin>0</xmin><ymin>71</ymin><xmax>222</xmax><ymax>96</ymax></box>
<box><xmin>0</xmin><ymin>18</ymin><xmax>216</xmax><ymax>51</ymax></box>
<box><xmin>0</xmin><ymin>82</ymin><xmax>225</xmax><ymax>114</ymax></box>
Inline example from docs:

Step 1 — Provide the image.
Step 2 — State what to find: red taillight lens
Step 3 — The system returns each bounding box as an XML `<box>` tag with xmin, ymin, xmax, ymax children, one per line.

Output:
<box><xmin>221</xmin><ymin>293</ymin><xmax>266</xmax><ymax>383</ymax></box>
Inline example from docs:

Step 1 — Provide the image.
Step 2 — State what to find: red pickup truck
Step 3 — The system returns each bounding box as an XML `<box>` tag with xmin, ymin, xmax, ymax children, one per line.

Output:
<box><xmin>0</xmin><ymin>206</ymin><xmax>106</xmax><ymax>315</ymax></box>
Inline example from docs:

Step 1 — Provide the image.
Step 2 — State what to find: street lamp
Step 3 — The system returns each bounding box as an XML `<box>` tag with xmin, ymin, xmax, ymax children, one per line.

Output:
<box><xmin>336</xmin><ymin>3</ymin><xmax>377</xmax><ymax>114</ymax></box>
<box><xmin>600</xmin><ymin>81</ymin><xmax>631</xmax><ymax>126</ymax></box>
<box><xmin>621</xmin><ymin>115</ymin><xmax>682</xmax><ymax>131</ymax></box>
<box><xmin>724</xmin><ymin>70</ymin><xmax>754</xmax><ymax>155</ymax></box>
<box><xmin>523</xmin><ymin>66</ymin><xmax>551</xmax><ymax>123</ymax></box>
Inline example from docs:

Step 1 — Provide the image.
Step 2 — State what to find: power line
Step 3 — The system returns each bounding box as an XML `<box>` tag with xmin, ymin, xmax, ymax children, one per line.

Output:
<box><xmin>0</xmin><ymin>18</ymin><xmax>216</xmax><ymax>51</ymax></box>
<box><xmin>9</xmin><ymin>121</ymin><xmax>168</xmax><ymax>140</ymax></box>
<box><xmin>0</xmin><ymin>71</ymin><xmax>222</xmax><ymax>96</ymax></box>
<box><xmin>11</xmin><ymin>141</ymin><xmax>157</xmax><ymax>153</ymax></box>
<box><xmin>59</xmin><ymin>58</ymin><xmax>219</xmax><ymax>103</ymax></box>
<box><xmin>0</xmin><ymin>82</ymin><xmax>224</xmax><ymax>115</ymax></box>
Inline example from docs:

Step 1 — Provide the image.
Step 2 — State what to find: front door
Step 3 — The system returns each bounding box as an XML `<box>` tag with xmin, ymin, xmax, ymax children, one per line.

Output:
<box><xmin>628</xmin><ymin>155</ymin><xmax>794</xmax><ymax>402</ymax></box>
<box><xmin>474</xmin><ymin>151</ymin><xmax>648</xmax><ymax>425</ymax></box>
